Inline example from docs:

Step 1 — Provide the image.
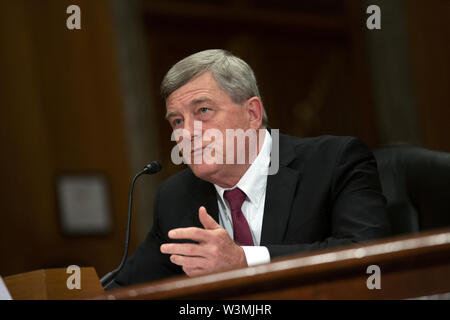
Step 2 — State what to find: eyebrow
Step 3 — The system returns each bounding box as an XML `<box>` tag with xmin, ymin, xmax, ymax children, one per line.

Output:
<box><xmin>165</xmin><ymin>110</ymin><xmax>179</xmax><ymax>120</ymax></box>
<box><xmin>165</xmin><ymin>97</ymin><xmax>216</xmax><ymax>120</ymax></box>
<box><xmin>189</xmin><ymin>97</ymin><xmax>215</xmax><ymax>106</ymax></box>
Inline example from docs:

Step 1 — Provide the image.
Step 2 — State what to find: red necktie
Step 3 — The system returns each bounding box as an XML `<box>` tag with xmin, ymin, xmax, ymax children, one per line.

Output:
<box><xmin>224</xmin><ymin>188</ymin><xmax>254</xmax><ymax>246</ymax></box>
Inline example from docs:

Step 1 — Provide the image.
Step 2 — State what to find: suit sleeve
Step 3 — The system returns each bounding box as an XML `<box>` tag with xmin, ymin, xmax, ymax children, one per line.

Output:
<box><xmin>114</xmin><ymin>186</ymin><xmax>182</xmax><ymax>286</ymax></box>
<box><xmin>266</xmin><ymin>137</ymin><xmax>391</xmax><ymax>258</ymax></box>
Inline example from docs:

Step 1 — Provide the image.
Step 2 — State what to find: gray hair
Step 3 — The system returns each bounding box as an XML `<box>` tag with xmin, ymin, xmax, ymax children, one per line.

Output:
<box><xmin>161</xmin><ymin>49</ymin><xmax>268</xmax><ymax>126</ymax></box>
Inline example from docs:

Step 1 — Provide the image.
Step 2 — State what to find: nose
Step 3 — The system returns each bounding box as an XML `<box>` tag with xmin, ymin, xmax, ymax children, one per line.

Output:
<box><xmin>183</xmin><ymin>115</ymin><xmax>194</xmax><ymax>138</ymax></box>
<box><xmin>183</xmin><ymin>117</ymin><xmax>202</xmax><ymax>142</ymax></box>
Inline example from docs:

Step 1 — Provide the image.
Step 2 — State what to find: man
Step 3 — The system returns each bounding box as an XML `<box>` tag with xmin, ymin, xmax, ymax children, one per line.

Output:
<box><xmin>114</xmin><ymin>49</ymin><xmax>390</xmax><ymax>286</ymax></box>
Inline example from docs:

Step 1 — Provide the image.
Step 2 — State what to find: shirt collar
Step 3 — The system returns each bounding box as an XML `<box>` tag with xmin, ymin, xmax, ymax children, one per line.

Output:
<box><xmin>214</xmin><ymin>129</ymin><xmax>271</xmax><ymax>208</ymax></box>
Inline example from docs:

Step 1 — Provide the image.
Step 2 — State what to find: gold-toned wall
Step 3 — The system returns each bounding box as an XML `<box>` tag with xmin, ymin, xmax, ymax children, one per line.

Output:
<box><xmin>405</xmin><ymin>0</ymin><xmax>450</xmax><ymax>152</ymax></box>
<box><xmin>0</xmin><ymin>0</ymin><xmax>135</xmax><ymax>277</ymax></box>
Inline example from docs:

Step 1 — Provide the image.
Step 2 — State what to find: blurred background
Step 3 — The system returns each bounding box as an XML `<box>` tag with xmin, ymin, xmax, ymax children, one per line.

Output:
<box><xmin>0</xmin><ymin>0</ymin><xmax>448</xmax><ymax>278</ymax></box>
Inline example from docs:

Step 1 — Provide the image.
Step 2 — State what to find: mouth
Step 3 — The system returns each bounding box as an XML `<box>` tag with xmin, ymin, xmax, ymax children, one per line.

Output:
<box><xmin>191</xmin><ymin>146</ymin><xmax>205</xmax><ymax>155</ymax></box>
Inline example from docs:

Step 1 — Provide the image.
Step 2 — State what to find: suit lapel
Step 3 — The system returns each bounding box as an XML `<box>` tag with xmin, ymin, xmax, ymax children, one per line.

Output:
<box><xmin>260</xmin><ymin>134</ymin><xmax>301</xmax><ymax>245</ymax></box>
<box><xmin>190</xmin><ymin>177</ymin><xmax>219</xmax><ymax>228</ymax></box>
<box><xmin>260</xmin><ymin>166</ymin><xmax>299</xmax><ymax>245</ymax></box>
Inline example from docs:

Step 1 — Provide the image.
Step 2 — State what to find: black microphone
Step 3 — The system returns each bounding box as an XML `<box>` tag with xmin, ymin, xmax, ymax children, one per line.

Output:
<box><xmin>100</xmin><ymin>161</ymin><xmax>162</xmax><ymax>289</ymax></box>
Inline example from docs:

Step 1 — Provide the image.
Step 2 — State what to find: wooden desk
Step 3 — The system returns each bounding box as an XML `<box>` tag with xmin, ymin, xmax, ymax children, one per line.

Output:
<box><xmin>92</xmin><ymin>228</ymin><xmax>450</xmax><ymax>300</ymax></box>
<box><xmin>4</xmin><ymin>267</ymin><xmax>103</xmax><ymax>300</ymax></box>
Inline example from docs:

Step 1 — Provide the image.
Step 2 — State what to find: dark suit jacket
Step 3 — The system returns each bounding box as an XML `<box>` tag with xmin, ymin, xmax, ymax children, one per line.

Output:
<box><xmin>115</xmin><ymin>134</ymin><xmax>391</xmax><ymax>286</ymax></box>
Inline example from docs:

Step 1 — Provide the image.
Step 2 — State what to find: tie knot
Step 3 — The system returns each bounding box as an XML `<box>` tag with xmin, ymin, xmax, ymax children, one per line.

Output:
<box><xmin>224</xmin><ymin>188</ymin><xmax>246</xmax><ymax>211</ymax></box>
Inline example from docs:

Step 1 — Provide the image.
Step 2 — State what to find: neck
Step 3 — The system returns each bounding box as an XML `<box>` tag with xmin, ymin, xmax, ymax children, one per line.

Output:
<box><xmin>210</xmin><ymin>128</ymin><xmax>267</xmax><ymax>188</ymax></box>
<box><xmin>211</xmin><ymin>163</ymin><xmax>252</xmax><ymax>188</ymax></box>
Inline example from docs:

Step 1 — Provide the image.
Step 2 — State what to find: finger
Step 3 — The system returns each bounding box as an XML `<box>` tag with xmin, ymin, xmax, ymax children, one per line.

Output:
<box><xmin>168</xmin><ymin>227</ymin><xmax>208</xmax><ymax>242</ymax></box>
<box><xmin>160</xmin><ymin>243</ymin><xmax>203</xmax><ymax>257</ymax></box>
<box><xmin>199</xmin><ymin>206</ymin><xmax>220</xmax><ymax>230</ymax></box>
<box><xmin>169</xmin><ymin>254</ymin><xmax>205</xmax><ymax>269</ymax></box>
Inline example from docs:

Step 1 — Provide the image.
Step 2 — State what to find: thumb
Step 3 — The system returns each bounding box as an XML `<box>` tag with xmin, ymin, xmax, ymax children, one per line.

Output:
<box><xmin>199</xmin><ymin>206</ymin><xmax>220</xmax><ymax>230</ymax></box>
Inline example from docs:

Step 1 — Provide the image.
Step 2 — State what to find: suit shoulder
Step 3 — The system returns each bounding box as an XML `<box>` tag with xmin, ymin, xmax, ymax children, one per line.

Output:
<box><xmin>158</xmin><ymin>167</ymin><xmax>197</xmax><ymax>195</ymax></box>
<box><xmin>282</xmin><ymin>134</ymin><xmax>365</xmax><ymax>157</ymax></box>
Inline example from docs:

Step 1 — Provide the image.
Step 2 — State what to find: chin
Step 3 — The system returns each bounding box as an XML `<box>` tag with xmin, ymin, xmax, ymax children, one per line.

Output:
<box><xmin>188</xmin><ymin>163</ymin><xmax>221</xmax><ymax>184</ymax></box>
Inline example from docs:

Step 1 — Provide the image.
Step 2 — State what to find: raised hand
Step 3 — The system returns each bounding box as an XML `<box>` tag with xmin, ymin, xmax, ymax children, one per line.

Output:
<box><xmin>160</xmin><ymin>206</ymin><xmax>247</xmax><ymax>277</ymax></box>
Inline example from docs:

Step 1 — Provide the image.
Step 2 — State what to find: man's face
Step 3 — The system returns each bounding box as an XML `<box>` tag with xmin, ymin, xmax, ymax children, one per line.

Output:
<box><xmin>165</xmin><ymin>72</ymin><xmax>260</xmax><ymax>185</ymax></box>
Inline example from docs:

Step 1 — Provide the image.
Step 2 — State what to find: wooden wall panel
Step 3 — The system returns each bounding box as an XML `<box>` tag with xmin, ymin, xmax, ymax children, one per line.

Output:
<box><xmin>0</xmin><ymin>0</ymin><xmax>134</xmax><ymax>277</ymax></box>
<box><xmin>405</xmin><ymin>0</ymin><xmax>450</xmax><ymax>152</ymax></box>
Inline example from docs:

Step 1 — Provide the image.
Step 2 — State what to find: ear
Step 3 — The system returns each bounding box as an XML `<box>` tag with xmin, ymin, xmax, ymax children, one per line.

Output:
<box><xmin>245</xmin><ymin>97</ymin><xmax>264</xmax><ymax>130</ymax></box>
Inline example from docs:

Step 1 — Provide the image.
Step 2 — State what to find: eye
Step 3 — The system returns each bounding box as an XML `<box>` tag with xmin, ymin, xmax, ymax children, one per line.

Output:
<box><xmin>173</xmin><ymin>119</ymin><xmax>183</xmax><ymax>127</ymax></box>
<box><xmin>199</xmin><ymin>107</ymin><xmax>209</xmax><ymax>113</ymax></box>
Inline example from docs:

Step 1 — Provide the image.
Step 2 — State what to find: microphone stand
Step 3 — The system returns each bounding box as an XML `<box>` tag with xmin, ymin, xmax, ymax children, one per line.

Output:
<box><xmin>100</xmin><ymin>161</ymin><xmax>161</xmax><ymax>289</ymax></box>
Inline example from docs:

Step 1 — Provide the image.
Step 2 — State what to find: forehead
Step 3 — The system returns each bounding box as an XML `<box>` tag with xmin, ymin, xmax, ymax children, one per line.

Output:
<box><xmin>166</xmin><ymin>72</ymin><xmax>226</xmax><ymax>108</ymax></box>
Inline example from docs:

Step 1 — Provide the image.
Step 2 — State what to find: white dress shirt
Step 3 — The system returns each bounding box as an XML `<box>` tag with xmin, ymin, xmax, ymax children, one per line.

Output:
<box><xmin>214</xmin><ymin>129</ymin><xmax>271</xmax><ymax>266</ymax></box>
